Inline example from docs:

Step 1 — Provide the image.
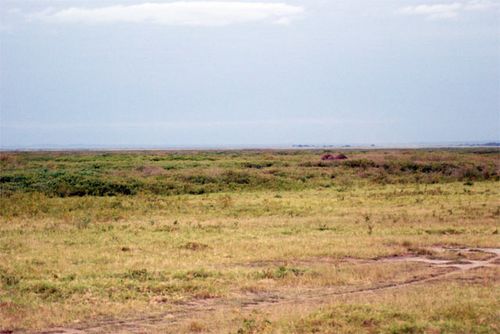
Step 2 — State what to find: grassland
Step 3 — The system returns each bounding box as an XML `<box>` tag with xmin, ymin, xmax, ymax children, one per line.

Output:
<box><xmin>0</xmin><ymin>149</ymin><xmax>499</xmax><ymax>333</ymax></box>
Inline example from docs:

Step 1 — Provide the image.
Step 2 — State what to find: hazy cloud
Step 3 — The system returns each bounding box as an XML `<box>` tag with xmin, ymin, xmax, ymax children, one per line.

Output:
<box><xmin>397</xmin><ymin>1</ymin><xmax>498</xmax><ymax>20</ymax></box>
<box><xmin>1</xmin><ymin>118</ymin><xmax>395</xmax><ymax>130</ymax></box>
<box><xmin>30</xmin><ymin>2</ymin><xmax>305</xmax><ymax>26</ymax></box>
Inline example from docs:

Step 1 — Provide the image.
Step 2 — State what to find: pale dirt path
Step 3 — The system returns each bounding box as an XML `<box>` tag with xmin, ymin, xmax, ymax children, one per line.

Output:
<box><xmin>26</xmin><ymin>247</ymin><xmax>500</xmax><ymax>334</ymax></box>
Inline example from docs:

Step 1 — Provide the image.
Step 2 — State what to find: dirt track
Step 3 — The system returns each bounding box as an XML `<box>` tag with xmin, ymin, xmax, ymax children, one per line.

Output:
<box><xmin>27</xmin><ymin>247</ymin><xmax>500</xmax><ymax>334</ymax></box>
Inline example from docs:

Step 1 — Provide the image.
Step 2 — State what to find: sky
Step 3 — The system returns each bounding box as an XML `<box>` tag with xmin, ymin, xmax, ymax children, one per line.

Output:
<box><xmin>0</xmin><ymin>0</ymin><xmax>499</xmax><ymax>148</ymax></box>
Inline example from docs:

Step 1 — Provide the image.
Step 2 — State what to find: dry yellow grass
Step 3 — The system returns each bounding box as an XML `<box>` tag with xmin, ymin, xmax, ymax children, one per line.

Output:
<box><xmin>0</xmin><ymin>150</ymin><xmax>499</xmax><ymax>332</ymax></box>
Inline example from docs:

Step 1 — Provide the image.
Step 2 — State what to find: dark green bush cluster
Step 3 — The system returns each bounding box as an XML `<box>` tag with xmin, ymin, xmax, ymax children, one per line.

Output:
<box><xmin>0</xmin><ymin>169</ymin><xmax>138</xmax><ymax>197</ymax></box>
<box><xmin>1</xmin><ymin>150</ymin><xmax>498</xmax><ymax>197</ymax></box>
<box><xmin>242</xmin><ymin>161</ymin><xmax>274</xmax><ymax>169</ymax></box>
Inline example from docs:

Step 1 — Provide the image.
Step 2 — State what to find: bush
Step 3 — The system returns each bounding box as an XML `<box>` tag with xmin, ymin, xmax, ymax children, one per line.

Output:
<box><xmin>0</xmin><ymin>170</ymin><xmax>138</xmax><ymax>197</ymax></box>
<box><xmin>343</xmin><ymin>159</ymin><xmax>377</xmax><ymax>169</ymax></box>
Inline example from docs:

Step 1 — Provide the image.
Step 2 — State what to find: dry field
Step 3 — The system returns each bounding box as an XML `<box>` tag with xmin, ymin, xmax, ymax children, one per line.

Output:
<box><xmin>0</xmin><ymin>149</ymin><xmax>499</xmax><ymax>333</ymax></box>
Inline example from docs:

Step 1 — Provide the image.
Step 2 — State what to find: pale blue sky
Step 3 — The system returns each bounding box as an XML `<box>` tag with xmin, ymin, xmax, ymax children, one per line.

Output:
<box><xmin>1</xmin><ymin>0</ymin><xmax>499</xmax><ymax>148</ymax></box>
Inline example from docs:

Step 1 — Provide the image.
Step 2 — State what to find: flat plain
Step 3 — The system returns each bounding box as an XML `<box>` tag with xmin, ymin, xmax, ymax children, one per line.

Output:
<box><xmin>0</xmin><ymin>149</ymin><xmax>499</xmax><ymax>333</ymax></box>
